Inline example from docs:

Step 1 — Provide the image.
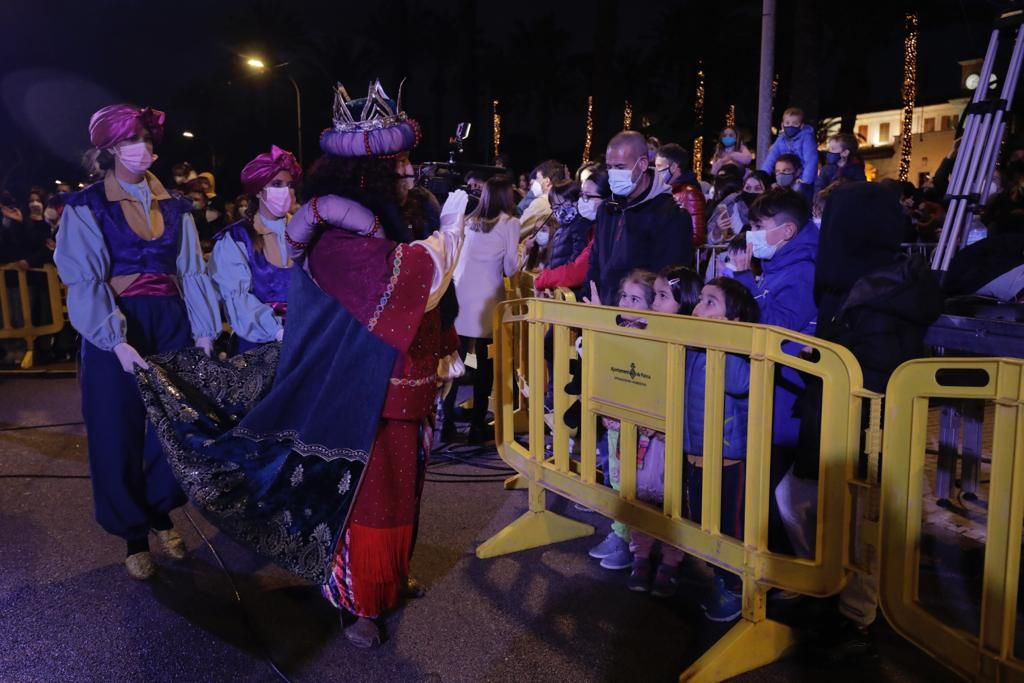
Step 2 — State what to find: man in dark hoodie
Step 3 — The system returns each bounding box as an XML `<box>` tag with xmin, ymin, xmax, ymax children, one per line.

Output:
<box><xmin>776</xmin><ymin>181</ymin><xmax>942</xmax><ymax>664</ymax></box>
<box><xmin>586</xmin><ymin>131</ymin><xmax>693</xmax><ymax>304</ymax></box>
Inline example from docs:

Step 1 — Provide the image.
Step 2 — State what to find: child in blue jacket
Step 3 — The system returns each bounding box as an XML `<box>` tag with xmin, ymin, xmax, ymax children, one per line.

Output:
<box><xmin>682</xmin><ymin>277</ymin><xmax>759</xmax><ymax>622</ymax></box>
<box><xmin>760</xmin><ymin>107</ymin><xmax>819</xmax><ymax>194</ymax></box>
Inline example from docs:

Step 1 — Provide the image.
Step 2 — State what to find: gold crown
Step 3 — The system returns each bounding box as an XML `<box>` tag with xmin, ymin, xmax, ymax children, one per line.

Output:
<box><xmin>332</xmin><ymin>79</ymin><xmax>407</xmax><ymax>132</ymax></box>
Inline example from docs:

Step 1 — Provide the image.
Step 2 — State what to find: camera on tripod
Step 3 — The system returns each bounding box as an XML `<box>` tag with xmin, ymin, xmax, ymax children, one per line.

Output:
<box><xmin>416</xmin><ymin>121</ymin><xmax>510</xmax><ymax>209</ymax></box>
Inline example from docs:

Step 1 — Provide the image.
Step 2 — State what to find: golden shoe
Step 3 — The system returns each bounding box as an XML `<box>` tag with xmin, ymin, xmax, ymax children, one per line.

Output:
<box><xmin>125</xmin><ymin>551</ymin><xmax>157</xmax><ymax>580</ymax></box>
<box><xmin>154</xmin><ymin>528</ymin><xmax>187</xmax><ymax>560</ymax></box>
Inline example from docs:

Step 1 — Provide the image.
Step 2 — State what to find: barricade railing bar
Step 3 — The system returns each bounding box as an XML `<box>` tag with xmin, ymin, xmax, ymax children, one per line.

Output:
<box><xmin>0</xmin><ymin>263</ymin><xmax>66</xmax><ymax>369</ymax></box>
<box><xmin>880</xmin><ymin>357</ymin><xmax>1024</xmax><ymax>682</ymax></box>
<box><xmin>477</xmin><ymin>297</ymin><xmax>874</xmax><ymax>681</ymax></box>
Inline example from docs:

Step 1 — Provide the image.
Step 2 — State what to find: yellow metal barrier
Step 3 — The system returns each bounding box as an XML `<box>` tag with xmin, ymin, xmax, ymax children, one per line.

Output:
<box><xmin>880</xmin><ymin>357</ymin><xmax>1024</xmax><ymax>682</ymax></box>
<box><xmin>477</xmin><ymin>298</ymin><xmax>871</xmax><ymax>681</ymax></box>
<box><xmin>0</xmin><ymin>263</ymin><xmax>66</xmax><ymax>369</ymax></box>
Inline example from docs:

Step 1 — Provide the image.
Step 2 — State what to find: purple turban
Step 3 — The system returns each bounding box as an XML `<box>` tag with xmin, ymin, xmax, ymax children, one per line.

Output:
<box><xmin>88</xmin><ymin>104</ymin><xmax>165</xmax><ymax>149</ymax></box>
<box><xmin>319</xmin><ymin>118</ymin><xmax>421</xmax><ymax>158</ymax></box>
<box><xmin>240</xmin><ymin>145</ymin><xmax>303</xmax><ymax>195</ymax></box>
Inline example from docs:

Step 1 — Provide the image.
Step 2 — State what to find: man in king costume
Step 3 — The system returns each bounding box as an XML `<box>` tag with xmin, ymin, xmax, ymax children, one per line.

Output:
<box><xmin>135</xmin><ymin>80</ymin><xmax>465</xmax><ymax>647</ymax></box>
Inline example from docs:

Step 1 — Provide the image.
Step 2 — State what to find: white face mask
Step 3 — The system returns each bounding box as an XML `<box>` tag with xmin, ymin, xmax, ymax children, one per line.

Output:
<box><xmin>746</xmin><ymin>225</ymin><xmax>789</xmax><ymax>260</ymax></box>
<box><xmin>115</xmin><ymin>141</ymin><xmax>154</xmax><ymax>174</ymax></box>
<box><xmin>534</xmin><ymin>229</ymin><xmax>550</xmax><ymax>247</ymax></box>
<box><xmin>530</xmin><ymin>179</ymin><xmax>543</xmax><ymax>198</ymax></box>
<box><xmin>577</xmin><ymin>196</ymin><xmax>599</xmax><ymax>221</ymax></box>
<box><xmin>261</xmin><ymin>186</ymin><xmax>292</xmax><ymax>218</ymax></box>
<box><xmin>608</xmin><ymin>159</ymin><xmax>641</xmax><ymax>197</ymax></box>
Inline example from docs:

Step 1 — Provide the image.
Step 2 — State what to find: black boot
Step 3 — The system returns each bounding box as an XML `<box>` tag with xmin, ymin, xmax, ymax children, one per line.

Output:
<box><xmin>468</xmin><ymin>423</ymin><xmax>494</xmax><ymax>444</ymax></box>
<box><xmin>810</xmin><ymin>616</ymin><xmax>877</xmax><ymax>665</ymax></box>
<box><xmin>441</xmin><ymin>419</ymin><xmax>459</xmax><ymax>444</ymax></box>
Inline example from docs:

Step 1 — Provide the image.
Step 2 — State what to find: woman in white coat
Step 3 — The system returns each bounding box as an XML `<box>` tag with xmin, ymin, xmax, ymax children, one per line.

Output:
<box><xmin>443</xmin><ymin>175</ymin><xmax>521</xmax><ymax>442</ymax></box>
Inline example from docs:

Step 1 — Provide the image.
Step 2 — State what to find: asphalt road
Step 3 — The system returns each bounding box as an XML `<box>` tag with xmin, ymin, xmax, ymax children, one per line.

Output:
<box><xmin>0</xmin><ymin>375</ymin><xmax>955</xmax><ymax>682</ymax></box>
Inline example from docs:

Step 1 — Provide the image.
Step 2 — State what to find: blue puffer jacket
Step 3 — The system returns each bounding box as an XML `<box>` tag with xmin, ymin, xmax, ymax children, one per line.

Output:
<box><xmin>760</xmin><ymin>123</ymin><xmax>819</xmax><ymax>185</ymax></box>
<box><xmin>683</xmin><ymin>350</ymin><xmax>751</xmax><ymax>460</ymax></box>
<box><xmin>548</xmin><ymin>215</ymin><xmax>593</xmax><ymax>270</ymax></box>
<box><xmin>733</xmin><ymin>221</ymin><xmax>819</xmax><ymax>448</ymax></box>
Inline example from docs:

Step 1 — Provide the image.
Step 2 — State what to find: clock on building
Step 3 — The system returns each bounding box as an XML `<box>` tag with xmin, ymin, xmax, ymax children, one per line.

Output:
<box><xmin>965</xmin><ymin>72</ymin><xmax>998</xmax><ymax>90</ymax></box>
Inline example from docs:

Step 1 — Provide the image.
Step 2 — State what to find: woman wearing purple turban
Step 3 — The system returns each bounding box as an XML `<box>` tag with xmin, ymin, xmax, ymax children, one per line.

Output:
<box><xmin>53</xmin><ymin>104</ymin><xmax>222</xmax><ymax>580</ymax></box>
<box><xmin>208</xmin><ymin>145</ymin><xmax>302</xmax><ymax>352</ymax></box>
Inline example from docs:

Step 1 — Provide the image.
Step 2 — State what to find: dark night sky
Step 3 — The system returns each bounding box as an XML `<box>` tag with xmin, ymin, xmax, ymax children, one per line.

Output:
<box><xmin>0</xmin><ymin>0</ymin><xmax>1005</xmax><ymax>200</ymax></box>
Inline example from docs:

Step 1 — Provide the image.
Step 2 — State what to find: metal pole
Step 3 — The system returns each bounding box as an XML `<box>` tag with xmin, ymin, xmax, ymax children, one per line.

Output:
<box><xmin>287</xmin><ymin>75</ymin><xmax>303</xmax><ymax>167</ymax></box>
<box><xmin>756</xmin><ymin>0</ymin><xmax>777</xmax><ymax>166</ymax></box>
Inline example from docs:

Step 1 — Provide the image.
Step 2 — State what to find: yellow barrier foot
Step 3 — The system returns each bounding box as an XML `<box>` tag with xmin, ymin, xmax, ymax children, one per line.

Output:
<box><xmin>19</xmin><ymin>350</ymin><xmax>34</xmax><ymax>370</ymax></box>
<box><xmin>504</xmin><ymin>474</ymin><xmax>527</xmax><ymax>490</ymax></box>
<box><xmin>679</xmin><ymin>618</ymin><xmax>797</xmax><ymax>682</ymax></box>
<box><xmin>476</xmin><ymin>510</ymin><xmax>594</xmax><ymax>559</ymax></box>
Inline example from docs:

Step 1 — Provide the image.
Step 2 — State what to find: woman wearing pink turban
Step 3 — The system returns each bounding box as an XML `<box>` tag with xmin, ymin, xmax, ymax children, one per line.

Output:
<box><xmin>208</xmin><ymin>145</ymin><xmax>301</xmax><ymax>352</ymax></box>
<box><xmin>53</xmin><ymin>104</ymin><xmax>222</xmax><ymax>580</ymax></box>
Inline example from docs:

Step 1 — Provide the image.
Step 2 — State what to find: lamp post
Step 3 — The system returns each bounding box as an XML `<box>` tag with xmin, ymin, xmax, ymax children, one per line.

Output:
<box><xmin>246</xmin><ymin>57</ymin><xmax>303</xmax><ymax>166</ymax></box>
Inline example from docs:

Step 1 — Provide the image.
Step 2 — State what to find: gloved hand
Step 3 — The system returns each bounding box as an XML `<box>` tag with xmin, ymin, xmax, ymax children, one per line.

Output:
<box><xmin>440</xmin><ymin>189</ymin><xmax>468</xmax><ymax>234</ymax></box>
<box><xmin>437</xmin><ymin>350</ymin><xmax>466</xmax><ymax>381</ymax></box>
<box><xmin>112</xmin><ymin>342</ymin><xmax>149</xmax><ymax>373</ymax></box>
<box><xmin>195</xmin><ymin>336</ymin><xmax>214</xmax><ymax>357</ymax></box>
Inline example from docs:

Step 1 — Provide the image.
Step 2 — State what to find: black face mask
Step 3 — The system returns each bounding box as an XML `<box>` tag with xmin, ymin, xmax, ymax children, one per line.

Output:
<box><xmin>1006</xmin><ymin>159</ymin><xmax>1024</xmax><ymax>179</ymax></box>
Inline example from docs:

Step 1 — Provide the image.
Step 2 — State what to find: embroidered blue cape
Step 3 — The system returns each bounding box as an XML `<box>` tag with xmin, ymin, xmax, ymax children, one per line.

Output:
<box><xmin>136</xmin><ymin>268</ymin><xmax>396</xmax><ymax>583</ymax></box>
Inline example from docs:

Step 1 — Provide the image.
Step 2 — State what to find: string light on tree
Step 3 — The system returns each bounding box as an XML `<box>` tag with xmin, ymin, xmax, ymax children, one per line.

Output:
<box><xmin>582</xmin><ymin>96</ymin><xmax>594</xmax><ymax>164</ymax></box>
<box><xmin>726</xmin><ymin>104</ymin><xmax>736</xmax><ymax>129</ymax></box>
<box><xmin>693</xmin><ymin>61</ymin><xmax>705</xmax><ymax>181</ymax></box>
<box><xmin>898</xmin><ymin>12</ymin><xmax>918</xmax><ymax>182</ymax></box>
<box><xmin>492</xmin><ymin>99</ymin><xmax>501</xmax><ymax>160</ymax></box>
<box><xmin>623</xmin><ymin>99</ymin><xmax>633</xmax><ymax>130</ymax></box>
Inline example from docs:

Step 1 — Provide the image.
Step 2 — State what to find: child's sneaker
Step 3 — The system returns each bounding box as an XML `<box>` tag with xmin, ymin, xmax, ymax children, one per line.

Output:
<box><xmin>651</xmin><ymin>565</ymin><xmax>678</xmax><ymax>598</ymax></box>
<box><xmin>703</xmin><ymin>575</ymin><xmax>742</xmax><ymax>622</ymax></box>
<box><xmin>626</xmin><ymin>560</ymin><xmax>651</xmax><ymax>592</ymax></box>
<box><xmin>599</xmin><ymin>546</ymin><xmax>633</xmax><ymax>570</ymax></box>
<box><xmin>588</xmin><ymin>532</ymin><xmax>626</xmax><ymax>559</ymax></box>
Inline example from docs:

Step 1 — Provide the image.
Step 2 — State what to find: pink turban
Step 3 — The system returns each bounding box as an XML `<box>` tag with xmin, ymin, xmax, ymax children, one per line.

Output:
<box><xmin>240</xmin><ymin>145</ymin><xmax>303</xmax><ymax>195</ymax></box>
<box><xmin>88</xmin><ymin>104</ymin><xmax>165</xmax><ymax>149</ymax></box>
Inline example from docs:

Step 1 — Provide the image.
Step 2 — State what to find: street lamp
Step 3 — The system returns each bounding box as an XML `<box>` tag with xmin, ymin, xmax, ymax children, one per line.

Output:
<box><xmin>245</xmin><ymin>56</ymin><xmax>303</xmax><ymax>165</ymax></box>
<box><xmin>182</xmin><ymin>130</ymin><xmax>195</xmax><ymax>138</ymax></box>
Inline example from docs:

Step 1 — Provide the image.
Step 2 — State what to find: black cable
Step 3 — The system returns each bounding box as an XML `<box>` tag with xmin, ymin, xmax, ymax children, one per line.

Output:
<box><xmin>2</xmin><ymin>471</ymin><xmax>293</xmax><ymax>682</ymax></box>
<box><xmin>0</xmin><ymin>474</ymin><xmax>90</xmax><ymax>479</ymax></box>
<box><xmin>424</xmin><ymin>470</ymin><xmax>514</xmax><ymax>479</ymax></box>
<box><xmin>424</xmin><ymin>477</ymin><xmax>510</xmax><ymax>484</ymax></box>
<box><xmin>0</xmin><ymin>421</ymin><xmax>85</xmax><ymax>432</ymax></box>
<box><xmin>182</xmin><ymin>509</ymin><xmax>293</xmax><ymax>683</ymax></box>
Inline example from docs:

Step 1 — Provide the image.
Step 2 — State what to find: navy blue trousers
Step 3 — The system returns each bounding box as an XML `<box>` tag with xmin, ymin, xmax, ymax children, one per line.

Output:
<box><xmin>79</xmin><ymin>296</ymin><xmax>190</xmax><ymax>542</ymax></box>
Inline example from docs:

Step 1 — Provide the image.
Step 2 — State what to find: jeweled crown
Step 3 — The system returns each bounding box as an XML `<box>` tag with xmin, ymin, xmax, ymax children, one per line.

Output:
<box><xmin>331</xmin><ymin>79</ymin><xmax>407</xmax><ymax>132</ymax></box>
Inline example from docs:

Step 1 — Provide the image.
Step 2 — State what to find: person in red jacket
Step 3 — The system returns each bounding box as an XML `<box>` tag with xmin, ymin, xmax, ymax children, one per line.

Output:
<box><xmin>655</xmin><ymin>143</ymin><xmax>706</xmax><ymax>246</ymax></box>
<box><xmin>534</xmin><ymin>165</ymin><xmax>611</xmax><ymax>293</ymax></box>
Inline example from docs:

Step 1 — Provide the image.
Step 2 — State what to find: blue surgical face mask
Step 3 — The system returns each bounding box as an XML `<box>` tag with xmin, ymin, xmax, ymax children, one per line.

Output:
<box><xmin>784</xmin><ymin>125</ymin><xmax>800</xmax><ymax>138</ymax></box>
<box><xmin>825</xmin><ymin>151</ymin><xmax>842</xmax><ymax>164</ymax></box>
<box><xmin>608</xmin><ymin>159</ymin><xmax>641</xmax><ymax>197</ymax></box>
<box><xmin>775</xmin><ymin>172</ymin><xmax>796</xmax><ymax>187</ymax></box>
<box><xmin>721</xmin><ymin>135</ymin><xmax>737</xmax><ymax>147</ymax></box>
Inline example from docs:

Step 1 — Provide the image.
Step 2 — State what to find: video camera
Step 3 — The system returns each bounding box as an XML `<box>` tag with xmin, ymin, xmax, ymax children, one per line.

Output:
<box><xmin>416</xmin><ymin>122</ymin><xmax>512</xmax><ymax>208</ymax></box>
